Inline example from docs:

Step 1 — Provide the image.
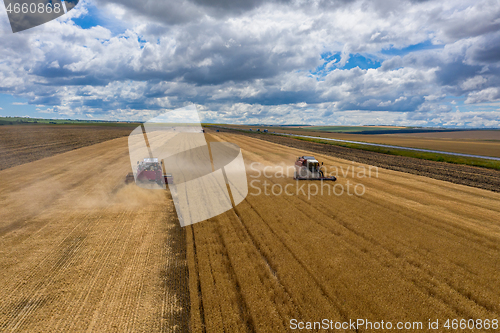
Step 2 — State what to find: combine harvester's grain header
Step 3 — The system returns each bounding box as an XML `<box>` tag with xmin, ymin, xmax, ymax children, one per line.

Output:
<box><xmin>294</xmin><ymin>156</ymin><xmax>336</xmax><ymax>181</ymax></box>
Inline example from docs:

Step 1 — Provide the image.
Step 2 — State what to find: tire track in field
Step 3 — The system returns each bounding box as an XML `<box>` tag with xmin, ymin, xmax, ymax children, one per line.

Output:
<box><xmin>228</xmin><ymin>206</ymin><xmax>303</xmax><ymax>328</ymax></box>
<box><xmin>83</xmin><ymin>209</ymin><xmax>138</xmax><ymax>333</ymax></box>
<box><xmin>204</xmin><ymin>134</ymin><xmax>292</xmax><ymax>331</ymax></box>
<box><xmin>264</xmin><ymin>183</ymin><xmax>497</xmax><ymax>319</ymax></box>
<box><xmin>58</xmin><ymin>209</ymin><xmax>132</xmax><ymax>332</ymax></box>
<box><xmin>0</xmin><ymin>192</ymin><xmax>106</xmax><ymax>329</ymax></box>
<box><xmin>21</xmin><ymin>210</ymin><xmax>124</xmax><ymax>332</ymax></box>
<box><xmin>0</xmin><ymin>168</ymin><xmax>125</xmax><ymax>328</ymax></box>
<box><xmin>219</xmin><ymin>134</ymin><xmax>385</xmax><ymax>318</ymax></box>
<box><xmin>113</xmin><ymin>210</ymin><xmax>146</xmax><ymax>332</ymax></box>
<box><xmin>1</xmin><ymin>213</ymin><xmax>101</xmax><ymax>331</ymax></box>
<box><xmin>122</xmin><ymin>208</ymin><xmax>155</xmax><ymax>332</ymax></box>
<box><xmin>160</xmin><ymin>191</ymin><xmax>189</xmax><ymax>333</ymax></box>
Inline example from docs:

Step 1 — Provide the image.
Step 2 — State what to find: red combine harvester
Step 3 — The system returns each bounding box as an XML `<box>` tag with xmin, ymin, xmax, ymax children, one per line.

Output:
<box><xmin>125</xmin><ymin>158</ymin><xmax>173</xmax><ymax>185</ymax></box>
<box><xmin>294</xmin><ymin>156</ymin><xmax>336</xmax><ymax>181</ymax></box>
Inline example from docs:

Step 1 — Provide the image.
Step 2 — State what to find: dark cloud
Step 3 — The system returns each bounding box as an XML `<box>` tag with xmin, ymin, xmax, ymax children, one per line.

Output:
<box><xmin>435</xmin><ymin>62</ymin><xmax>482</xmax><ymax>87</ymax></box>
<box><xmin>95</xmin><ymin>0</ymin><xmax>202</xmax><ymax>25</ymax></box>
<box><xmin>380</xmin><ymin>56</ymin><xmax>402</xmax><ymax>71</ymax></box>
<box><xmin>98</xmin><ymin>0</ymin><xmax>359</xmax><ymax>24</ymax></box>
<box><xmin>467</xmin><ymin>33</ymin><xmax>500</xmax><ymax>64</ymax></box>
<box><xmin>440</xmin><ymin>7</ymin><xmax>500</xmax><ymax>40</ymax></box>
<box><xmin>29</xmin><ymin>95</ymin><xmax>62</xmax><ymax>105</ymax></box>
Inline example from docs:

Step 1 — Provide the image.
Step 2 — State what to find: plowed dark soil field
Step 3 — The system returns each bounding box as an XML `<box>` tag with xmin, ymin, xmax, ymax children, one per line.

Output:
<box><xmin>0</xmin><ymin>125</ymin><xmax>135</xmax><ymax>171</ymax></box>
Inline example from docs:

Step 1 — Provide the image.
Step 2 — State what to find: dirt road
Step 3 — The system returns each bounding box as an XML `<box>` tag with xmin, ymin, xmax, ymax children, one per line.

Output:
<box><xmin>0</xmin><ymin>138</ymin><xmax>188</xmax><ymax>332</ymax></box>
<box><xmin>188</xmin><ymin>132</ymin><xmax>500</xmax><ymax>332</ymax></box>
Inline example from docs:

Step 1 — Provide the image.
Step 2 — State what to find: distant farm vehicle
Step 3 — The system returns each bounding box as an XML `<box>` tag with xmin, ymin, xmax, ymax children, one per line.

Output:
<box><xmin>125</xmin><ymin>158</ymin><xmax>173</xmax><ymax>185</ymax></box>
<box><xmin>294</xmin><ymin>156</ymin><xmax>336</xmax><ymax>181</ymax></box>
<box><xmin>249</xmin><ymin>129</ymin><xmax>253</xmax><ymax>131</ymax></box>
<box><xmin>263</xmin><ymin>129</ymin><xmax>268</xmax><ymax>133</ymax></box>
<box><xmin>257</xmin><ymin>129</ymin><xmax>260</xmax><ymax>132</ymax></box>
<box><xmin>216</xmin><ymin>129</ymin><xmax>220</xmax><ymax>132</ymax></box>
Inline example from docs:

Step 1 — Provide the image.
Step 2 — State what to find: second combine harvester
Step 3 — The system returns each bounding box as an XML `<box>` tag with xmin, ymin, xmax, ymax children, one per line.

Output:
<box><xmin>294</xmin><ymin>156</ymin><xmax>336</xmax><ymax>181</ymax></box>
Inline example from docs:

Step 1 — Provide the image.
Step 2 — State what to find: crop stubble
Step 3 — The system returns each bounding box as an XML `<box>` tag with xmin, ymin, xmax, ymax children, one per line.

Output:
<box><xmin>0</xmin><ymin>137</ymin><xmax>188</xmax><ymax>332</ymax></box>
<box><xmin>186</xmin><ymin>132</ymin><xmax>500</xmax><ymax>332</ymax></box>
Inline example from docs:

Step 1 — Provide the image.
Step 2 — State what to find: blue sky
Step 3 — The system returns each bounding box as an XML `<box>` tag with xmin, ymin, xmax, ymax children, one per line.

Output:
<box><xmin>0</xmin><ymin>94</ymin><xmax>43</xmax><ymax>117</ymax></box>
<box><xmin>381</xmin><ymin>40</ymin><xmax>445</xmax><ymax>57</ymax></box>
<box><xmin>72</xmin><ymin>3</ymin><xmax>102</xmax><ymax>29</ymax></box>
<box><xmin>0</xmin><ymin>0</ymin><xmax>499</xmax><ymax>127</ymax></box>
<box><xmin>311</xmin><ymin>52</ymin><xmax>382</xmax><ymax>76</ymax></box>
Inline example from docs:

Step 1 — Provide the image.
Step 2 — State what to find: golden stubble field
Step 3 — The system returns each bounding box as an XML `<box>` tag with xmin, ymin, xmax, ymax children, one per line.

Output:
<box><xmin>187</xmin><ymin>131</ymin><xmax>500</xmax><ymax>332</ymax></box>
<box><xmin>0</xmin><ymin>138</ymin><xmax>188</xmax><ymax>332</ymax></box>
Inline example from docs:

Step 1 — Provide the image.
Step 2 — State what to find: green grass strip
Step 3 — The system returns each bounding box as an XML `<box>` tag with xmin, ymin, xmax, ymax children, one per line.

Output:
<box><xmin>289</xmin><ymin>135</ymin><xmax>500</xmax><ymax>171</ymax></box>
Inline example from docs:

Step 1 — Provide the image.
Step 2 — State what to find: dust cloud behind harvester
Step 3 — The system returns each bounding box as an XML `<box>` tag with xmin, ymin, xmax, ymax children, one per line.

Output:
<box><xmin>127</xmin><ymin>105</ymin><xmax>248</xmax><ymax>226</ymax></box>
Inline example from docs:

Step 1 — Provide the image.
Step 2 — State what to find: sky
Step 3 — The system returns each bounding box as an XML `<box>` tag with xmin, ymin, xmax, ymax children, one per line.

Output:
<box><xmin>0</xmin><ymin>0</ymin><xmax>500</xmax><ymax>127</ymax></box>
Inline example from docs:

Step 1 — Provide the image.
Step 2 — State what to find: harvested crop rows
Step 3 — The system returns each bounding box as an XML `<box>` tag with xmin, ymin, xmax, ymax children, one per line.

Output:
<box><xmin>187</xmin><ymin>131</ymin><xmax>500</xmax><ymax>332</ymax></box>
<box><xmin>0</xmin><ymin>138</ymin><xmax>188</xmax><ymax>332</ymax></box>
